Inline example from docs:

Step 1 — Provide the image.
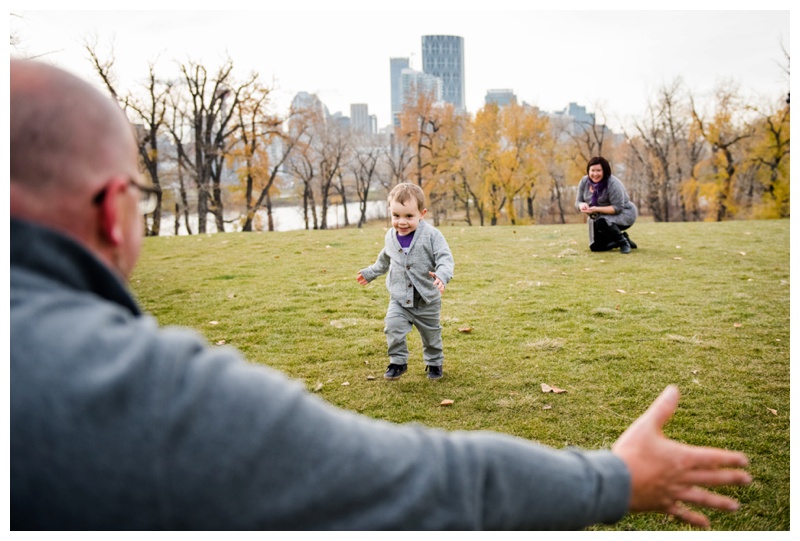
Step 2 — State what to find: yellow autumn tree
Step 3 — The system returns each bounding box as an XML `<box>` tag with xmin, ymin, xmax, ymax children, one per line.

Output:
<box><xmin>396</xmin><ymin>91</ymin><xmax>457</xmax><ymax>224</ymax></box>
<box><xmin>747</xmin><ymin>99</ymin><xmax>790</xmax><ymax>218</ymax></box>
<box><xmin>691</xmin><ymin>83</ymin><xmax>753</xmax><ymax>221</ymax></box>
<box><xmin>499</xmin><ymin>103</ymin><xmax>552</xmax><ymax>224</ymax></box>
<box><xmin>469</xmin><ymin>103</ymin><xmax>505</xmax><ymax>225</ymax></box>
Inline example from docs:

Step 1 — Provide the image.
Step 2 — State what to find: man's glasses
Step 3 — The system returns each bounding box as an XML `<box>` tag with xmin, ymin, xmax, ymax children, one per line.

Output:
<box><xmin>92</xmin><ymin>177</ymin><xmax>160</xmax><ymax>215</ymax></box>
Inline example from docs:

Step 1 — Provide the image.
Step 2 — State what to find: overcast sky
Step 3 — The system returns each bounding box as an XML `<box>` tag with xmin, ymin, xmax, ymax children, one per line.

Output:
<box><xmin>9</xmin><ymin>3</ymin><xmax>792</xmax><ymax>132</ymax></box>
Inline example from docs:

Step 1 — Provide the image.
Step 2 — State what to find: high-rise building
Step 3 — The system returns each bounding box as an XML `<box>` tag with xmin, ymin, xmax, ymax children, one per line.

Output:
<box><xmin>485</xmin><ymin>89</ymin><xmax>517</xmax><ymax>107</ymax></box>
<box><xmin>288</xmin><ymin>91</ymin><xmax>329</xmax><ymax>135</ymax></box>
<box><xmin>400</xmin><ymin>68</ymin><xmax>442</xmax><ymax>109</ymax></box>
<box><xmin>350</xmin><ymin>103</ymin><xmax>372</xmax><ymax>134</ymax></box>
<box><xmin>421</xmin><ymin>35</ymin><xmax>465</xmax><ymax>112</ymax></box>
<box><xmin>564</xmin><ymin>102</ymin><xmax>595</xmax><ymax>127</ymax></box>
<box><xmin>390</xmin><ymin>57</ymin><xmax>410</xmax><ymax>126</ymax></box>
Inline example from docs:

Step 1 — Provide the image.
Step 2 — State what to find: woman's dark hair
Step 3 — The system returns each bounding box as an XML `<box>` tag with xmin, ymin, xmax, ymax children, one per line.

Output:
<box><xmin>586</xmin><ymin>156</ymin><xmax>611</xmax><ymax>181</ymax></box>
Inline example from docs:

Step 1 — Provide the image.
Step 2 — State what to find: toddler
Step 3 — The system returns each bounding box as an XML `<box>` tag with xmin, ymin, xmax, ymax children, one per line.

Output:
<box><xmin>357</xmin><ymin>183</ymin><xmax>454</xmax><ymax>380</ymax></box>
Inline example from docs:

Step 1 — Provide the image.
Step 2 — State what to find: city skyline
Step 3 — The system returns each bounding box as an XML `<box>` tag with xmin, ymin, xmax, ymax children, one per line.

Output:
<box><xmin>9</xmin><ymin>7</ymin><xmax>791</xmax><ymax>132</ymax></box>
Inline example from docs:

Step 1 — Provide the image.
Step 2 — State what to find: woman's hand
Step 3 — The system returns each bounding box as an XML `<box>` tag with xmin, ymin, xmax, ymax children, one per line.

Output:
<box><xmin>582</xmin><ymin>205</ymin><xmax>615</xmax><ymax>215</ymax></box>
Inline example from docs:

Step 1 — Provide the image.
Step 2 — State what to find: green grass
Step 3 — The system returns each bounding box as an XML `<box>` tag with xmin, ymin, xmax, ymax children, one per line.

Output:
<box><xmin>131</xmin><ymin>219</ymin><xmax>790</xmax><ymax>531</ymax></box>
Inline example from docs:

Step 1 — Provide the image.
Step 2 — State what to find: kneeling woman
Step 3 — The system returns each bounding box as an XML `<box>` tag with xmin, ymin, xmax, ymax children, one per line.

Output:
<box><xmin>575</xmin><ymin>156</ymin><xmax>637</xmax><ymax>253</ymax></box>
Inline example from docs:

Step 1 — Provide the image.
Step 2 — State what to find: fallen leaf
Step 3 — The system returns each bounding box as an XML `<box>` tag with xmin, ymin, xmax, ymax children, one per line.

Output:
<box><xmin>543</xmin><ymin>404</ymin><xmax>552</xmax><ymax>410</ymax></box>
<box><xmin>541</xmin><ymin>383</ymin><xmax>567</xmax><ymax>394</ymax></box>
<box><xmin>215</xmin><ymin>340</ymin><xmax>226</xmax><ymax>345</ymax></box>
<box><xmin>227</xmin><ymin>293</ymin><xmax>236</xmax><ymax>299</ymax></box>
<box><xmin>341</xmin><ymin>382</ymin><xmax>350</xmax><ymax>386</ymax></box>
<box><xmin>767</xmin><ymin>407</ymin><xmax>778</xmax><ymax>416</ymax></box>
<box><xmin>739</xmin><ymin>252</ymin><xmax>747</xmax><ymax>256</ymax></box>
<box><xmin>616</xmin><ymin>289</ymin><xmax>626</xmax><ymax>294</ymax></box>
<box><xmin>458</xmin><ymin>326</ymin><xmax>474</xmax><ymax>333</ymax></box>
<box><xmin>733</xmin><ymin>323</ymin><xmax>743</xmax><ymax>328</ymax></box>
<box><xmin>673</xmin><ymin>257</ymin><xmax>682</xmax><ymax>260</ymax></box>
<box><xmin>366</xmin><ymin>375</ymin><xmax>375</xmax><ymax>381</ymax></box>
<box><xmin>364</xmin><ymin>360</ymin><xmax>370</xmax><ymax>365</ymax></box>
<box><xmin>615</xmin><ymin>304</ymin><xmax>621</xmax><ymax>310</ymax></box>
<box><xmin>440</xmin><ymin>399</ymin><xmax>454</xmax><ymax>406</ymax></box>
<box><xmin>209</xmin><ymin>321</ymin><xmax>219</xmax><ymax>325</ymax></box>
<box><xmin>313</xmin><ymin>382</ymin><xmax>324</xmax><ymax>392</ymax></box>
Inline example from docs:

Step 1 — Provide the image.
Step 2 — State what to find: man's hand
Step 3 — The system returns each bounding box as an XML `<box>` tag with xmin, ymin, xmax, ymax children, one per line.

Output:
<box><xmin>612</xmin><ymin>385</ymin><xmax>751</xmax><ymax>528</ymax></box>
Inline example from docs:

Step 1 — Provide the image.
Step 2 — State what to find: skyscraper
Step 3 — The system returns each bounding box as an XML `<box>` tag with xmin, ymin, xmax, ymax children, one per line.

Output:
<box><xmin>421</xmin><ymin>35</ymin><xmax>465</xmax><ymax>112</ymax></box>
<box><xmin>400</xmin><ymin>68</ymin><xmax>442</xmax><ymax>107</ymax></box>
<box><xmin>485</xmin><ymin>89</ymin><xmax>517</xmax><ymax>107</ymax></box>
<box><xmin>350</xmin><ymin>103</ymin><xmax>372</xmax><ymax>134</ymax></box>
<box><xmin>390</xmin><ymin>57</ymin><xmax>410</xmax><ymax>126</ymax></box>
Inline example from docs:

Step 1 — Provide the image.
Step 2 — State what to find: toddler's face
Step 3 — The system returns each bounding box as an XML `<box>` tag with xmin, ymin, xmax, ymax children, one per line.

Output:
<box><xmin>390</xmin><ymin>198</ymin><xmax>426</xmax><ymax>236</ymax></box>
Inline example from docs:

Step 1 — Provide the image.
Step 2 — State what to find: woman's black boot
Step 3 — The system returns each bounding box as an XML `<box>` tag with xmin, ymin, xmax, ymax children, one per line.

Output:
<box><xmin>623</xmin><ymin>231</ymin><xmax>637</xmax><ymax>249</ymax></box>
<box><xmin>609</xmin><ymin>224</ymin><xmax>631</xmax><ymax>254</ymax></box>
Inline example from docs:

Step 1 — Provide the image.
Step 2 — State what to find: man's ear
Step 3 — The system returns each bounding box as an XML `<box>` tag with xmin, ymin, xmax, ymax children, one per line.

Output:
<box><xmin>96</xmin><ymin>179</ymin><xmax>127</xmax><ymax>247</ymax></box>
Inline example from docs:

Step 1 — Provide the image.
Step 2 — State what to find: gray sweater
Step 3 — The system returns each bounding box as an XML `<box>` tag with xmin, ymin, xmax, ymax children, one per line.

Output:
<box><xmin>575</xmin><ymin>175</ymin><xmax>638</xmax><ymax>227</ymax></box>
<box><xmin>359</xmin><ymin>219</ymin><xmax>455</xmax><ymax>306</ymax></box>
<box><xmin>11</xmin><ymin>218</ymin><xmax>630</xmax><ymax>530</ymax></box>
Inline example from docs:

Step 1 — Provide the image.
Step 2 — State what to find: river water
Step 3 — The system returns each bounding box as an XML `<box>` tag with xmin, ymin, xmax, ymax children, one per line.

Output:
<box><xmin>156</xmin><ymin>200</ymin><xmax>388</xmax><ymax>235</ymax></box>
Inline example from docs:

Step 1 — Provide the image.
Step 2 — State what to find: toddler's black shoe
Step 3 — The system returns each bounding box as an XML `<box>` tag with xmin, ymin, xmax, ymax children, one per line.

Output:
<box><xmin>384</xmin><ymin>363</ymin><xmax>408</xmax><ymax>380</ymax></box>
<box><xmin>426</xmin><ymin>365</ymin><xmax>443</xmax><ymax>380</ymax></box>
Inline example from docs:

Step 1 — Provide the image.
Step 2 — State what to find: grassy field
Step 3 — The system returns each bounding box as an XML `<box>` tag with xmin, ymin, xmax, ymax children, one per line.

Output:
<box><xmin>131</xmin><ymin>219</ymin><xmax>790</xmax><ymax>531</ymax></box>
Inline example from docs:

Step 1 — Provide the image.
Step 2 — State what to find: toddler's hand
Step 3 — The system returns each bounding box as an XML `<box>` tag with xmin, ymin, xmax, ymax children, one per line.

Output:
<box><xmin>429</xmin><ymin>271</ymin><xmax>445</xmax><ymax>293</ymax></box>
<box><xmin>356</xmin><ymin>272</ymin><xmax>368</xmax><ymax>286</ymax></box>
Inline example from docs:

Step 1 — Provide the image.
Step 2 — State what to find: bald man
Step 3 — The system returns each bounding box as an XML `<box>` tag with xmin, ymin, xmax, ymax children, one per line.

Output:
<box><xmin>10</xmin><ymin>59</ymin><xmax>751</xmax><ymax>530</ymax></box>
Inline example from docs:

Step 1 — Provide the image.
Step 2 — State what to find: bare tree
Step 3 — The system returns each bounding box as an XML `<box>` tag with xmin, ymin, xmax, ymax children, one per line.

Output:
<box><xmin>350</xmin><ymin>137</ymin><xmax>382</xmax><ymax>227</ymax></box>
<box><xmin>384</xmin><ymin>135</ymin><xmax>414</xmax><ymax>190</ymax></box>
<box><xmin>569</xmin><ymin>103</ymin><xmax>611</xmax><ymax>163</ymax></box>
<box><xmin>313</xmin><ymin>122</ymin><xmax>350</xmax><ymax>230</ymax></box>
<box><xmin>289</xmin><ymin>136</ymin><xmax>319</xmax><ymax>230</ymax></box>
<box><xmin>85</xmin><ymin>42</ymin><xmax>169</xmax><ymax>235</ymax></box>
<box><xmin>629</xmin><ymin>80</ymin><xmax>691</xmax><ymax>222</ymax></box>
<box><xmin>169</xmin><ymin>59</ymin><xmax>253</xmax><ymax>233</ymax></box>
<box><xmin>233</xmin><ymin>83</ymin><xmax>305</xmax><ymax>232</ymax></box>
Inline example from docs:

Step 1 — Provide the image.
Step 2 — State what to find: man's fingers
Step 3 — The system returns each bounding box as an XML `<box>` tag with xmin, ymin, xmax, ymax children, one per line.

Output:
<box><xmin>636</xmin><ymin>385</ymin><xmax>680</xmax><ymax>433</ymax></box>
<box><xmin>680</xmin><ymin>445</ymin><xmax>750</xmax><ymax>471</ymax></box>
<box><xmin>680</xmin><ymin>465</ymin><xmax>752</xmax><ymax>488</ymax></box>
<box><xmin>668</xmin><ymin>503</ymin><xmax>711</xmax><ymax>529</ymax></box>
<box><xmin>676</xmin><ymin>486</ymin><xmax>742</xmax><ymax>513</ymax></box>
